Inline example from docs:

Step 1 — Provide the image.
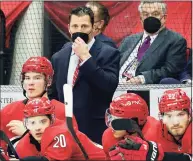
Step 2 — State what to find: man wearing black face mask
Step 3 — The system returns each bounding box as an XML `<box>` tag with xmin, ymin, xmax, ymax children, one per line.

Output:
<box><xmin>48</xmin><ymin>6</ymin><xmax>120</xmax><ymax>144</ymax></box>
<box><xmin>86</xmin><ymin>1</ymin><xmax>117</xmax><ymax>48</ymax></box>
<box><xmin>119</xmin><ymin>1</ymin><xmax>187</xmax><ymax>84</ymax></box>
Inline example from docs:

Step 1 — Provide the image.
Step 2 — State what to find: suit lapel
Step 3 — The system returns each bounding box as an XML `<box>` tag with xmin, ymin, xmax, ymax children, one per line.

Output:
<box><xmin>61</xmin><ymin>44</ymin><xmax>72</xmax><ymax>83</ymax></box>
<box><xmin>89</xmin><ymin>39</ymin><xmax>102</xmax><ymax>59</ymax></box>
<box><xmin>138</xmin><ymin>28</ymin><xmax>167</xmax><ymax>67</ymax></box>
<box><xmin>120</xmin><ymin>34</ymin><xmax>142</xmax><ymax>67</ymax></box>
<box><xmin>74</xmin><ymin>39</ymin><xmax>102</xmax><ymax>86</ymax></box>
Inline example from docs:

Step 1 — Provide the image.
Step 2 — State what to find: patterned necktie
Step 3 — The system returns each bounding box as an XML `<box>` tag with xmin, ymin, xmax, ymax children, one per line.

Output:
<box><xmin>72</xmin><ymin>59</ymin><xmax>81</xmax><ymax>86</ymax></box>
<box><xmin>137</xmin><ymin>36</ymin><xmax>151</xmax><ymax>61</ymax></box>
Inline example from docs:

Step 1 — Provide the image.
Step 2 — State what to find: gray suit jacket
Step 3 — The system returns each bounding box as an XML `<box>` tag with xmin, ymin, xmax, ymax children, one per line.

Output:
<box><xmin>119</xmin><ymin>28</ymin><xmax>187</xmax><ymax>84</ymax></box>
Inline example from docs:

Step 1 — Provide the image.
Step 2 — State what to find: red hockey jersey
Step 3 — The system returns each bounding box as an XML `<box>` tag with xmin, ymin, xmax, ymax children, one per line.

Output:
<box><xmin>0</xmin><ymin>99</ymin><xmax>78</xmax><ymax>139</ymax></box>
<box><xmin>102</xmin><ymin>116</ymin><xmax>192</xmax><ymax>157</ymax></box>
<box><xmin>16</xmin><ymin>119</ymin><xmax>106</xmax><ymax>160</ymax></box>
<box><xmin>149</xmin><ymin>122</ymin><xmax>192</xmax><ymax>154</ymax></box>
<box><xmin>102</xmin><ymin>116</ymin><xmax>160</xmax><ymax>158</ymax></box>
<box><xmin>0</xmin><ymin>99</ymin><xmax>78</xmax><ymax>154</ymax></box>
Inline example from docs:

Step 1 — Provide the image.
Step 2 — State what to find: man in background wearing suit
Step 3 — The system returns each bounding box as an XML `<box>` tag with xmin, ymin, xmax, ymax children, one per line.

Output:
<box><xmin>119</xmin><ymin>1</ymin><xmax>187</xmax><ymax>84</ymax></box>
<box><xmin>86</xmin><ymin>1</ymin><xmax>117</xmax><ymax>48</ymax></box>
<box><xmin>48</xmin><ymin>6</ymin><xmax>120</xmax><ymax>144</ymax></box>
<box><xmin>160</xmin><ymin>49</ymin><xmax>192</xmax><ymax>84</ymax></box>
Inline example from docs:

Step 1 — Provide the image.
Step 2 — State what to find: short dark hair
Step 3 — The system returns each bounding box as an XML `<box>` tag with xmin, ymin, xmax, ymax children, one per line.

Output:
<box><xmin>86</xmin><ymin>1</ymin><xmax>110</xmax><ymax>31</ymax></box>
<box><xmin>69</xmin><ymin>6</ymin><xmax>94</xmax><ymax>26</ymax></box>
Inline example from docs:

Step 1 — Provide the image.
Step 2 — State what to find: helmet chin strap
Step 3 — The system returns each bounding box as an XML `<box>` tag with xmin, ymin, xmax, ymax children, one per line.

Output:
<box><xmin>41</xmin><ymin>82</ymin><xmax>49</xmax><ymax>97</ymax></box>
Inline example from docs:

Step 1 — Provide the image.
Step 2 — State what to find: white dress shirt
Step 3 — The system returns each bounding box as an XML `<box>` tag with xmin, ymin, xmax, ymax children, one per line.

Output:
<box><xmin>119</xmin><ymin>31</ymin><xmax>158</xmax><ymax>83</ymax></box>
<box><xmin>67</xmin><ymin>38</ymin><xmax>95</xmax><ymax>85</ymax></box>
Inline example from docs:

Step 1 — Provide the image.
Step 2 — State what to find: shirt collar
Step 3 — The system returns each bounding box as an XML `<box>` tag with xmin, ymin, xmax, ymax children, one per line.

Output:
<box><xmin>143</xmin><ymin>31</ymin><xmax>158</xmax><ymax>40</ymax></box>
<box><xmin>88</xmin><ymin>37</ymin><xmax>95</xmax><ymax>50</ymax></box>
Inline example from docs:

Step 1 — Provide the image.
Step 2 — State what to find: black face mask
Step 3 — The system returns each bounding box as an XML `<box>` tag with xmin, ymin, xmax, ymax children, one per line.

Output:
<box><xmin>71</xmin><ymin>32</ymin><xmax>89</xmax><ymax>43</ymax></box>
<box><xmin>143</xmin><ymin>16</ymin><xmax>161</xmax><ymax>34</ymax></box>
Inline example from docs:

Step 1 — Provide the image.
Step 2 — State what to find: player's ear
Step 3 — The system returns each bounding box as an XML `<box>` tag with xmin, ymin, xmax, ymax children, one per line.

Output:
<box><xmin>47</xmin><ymin>81</ymin><xmax>52</xmax><ymax>87</ymax></box>
<box><xmin>98</xmin><ymin>20</ymin><xmax>104</xmax><ymax>29</ymax></box>
<box><xmin>188</xmin><ymin>114</ymin><xmax>191</xmax><ymax>122</ymax></box>
<box><xmin>68</xmin><ymin>24</ymin><xmax>71</xmax><ymax>34</ymax></box>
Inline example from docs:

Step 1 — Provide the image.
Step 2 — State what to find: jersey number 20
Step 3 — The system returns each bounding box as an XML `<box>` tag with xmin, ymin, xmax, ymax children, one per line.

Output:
<box><xmin>53</xmin><ymin>134</ymin><xmax>66</xmax><ymax>148</ymax></box>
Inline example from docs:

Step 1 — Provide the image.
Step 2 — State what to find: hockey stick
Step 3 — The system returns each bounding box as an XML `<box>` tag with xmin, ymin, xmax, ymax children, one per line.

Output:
<box><xmin>0</xmin><ymin>130</ymin><xmax>20</xmax><ymax>159</ymax></box>
<box><xmin>63</xmin><ymin>84</ymin><xmax>89</xmax><ymax>160</ymax></box>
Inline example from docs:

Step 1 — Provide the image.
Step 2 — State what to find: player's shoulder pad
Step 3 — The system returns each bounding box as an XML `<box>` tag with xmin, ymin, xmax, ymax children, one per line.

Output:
<box><xmin>1</xmin><ymin>100</ymin><xmax>24</xmax><ymax>112</ymax></box>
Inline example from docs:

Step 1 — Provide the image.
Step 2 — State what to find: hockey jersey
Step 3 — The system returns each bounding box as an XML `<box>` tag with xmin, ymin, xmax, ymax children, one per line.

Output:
<box><xmin>0</xmin><ymin>99</ymin><xmax>78</xmax><ymax>153</ymax></box>
<box><xmin>102</xmin><ymin>116</ymin><xmax>192</xmax><ymax>157</ymax></box>
<box><xmin>102</xmin><ymin>116</ymin><xmax>160</xmax><ymax>158</ymax></box>
<box><xmin>149</xmin><ymin>122</ymin><xmax>192</xmax><ymax>154</ymax></box>
<box><xmin>16</xmin><ymin>119</ymin><xmax>106</xmax><ymax>160</ymax></box>
<box><xmin>0</xmin><ymin>99</ymin><xmax>78</xmax><ymax>139</ymax></box>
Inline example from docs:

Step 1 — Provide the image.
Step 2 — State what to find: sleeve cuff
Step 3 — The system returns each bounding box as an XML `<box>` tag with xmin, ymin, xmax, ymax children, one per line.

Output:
<box><xmin>137</xmin><ymin>75</ymin><xmax>146</xmax><ymax>84</ymax></box>
<box><xmin>80</xmin><ymin>56</ymin><xmax>92</xmax><ymax>66</ymax></box>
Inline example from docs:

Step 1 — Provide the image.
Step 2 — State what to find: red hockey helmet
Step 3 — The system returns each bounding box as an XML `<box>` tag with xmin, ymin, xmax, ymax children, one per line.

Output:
<box><xmin>106</xmin><ymin>93</ymin><xmax>149</xmax><ymax>126</ymax></box>
<box><xmin>21</xmin><ymin>56</ymin><xmax>54</xmax><ymax>84</ymax></box>
<box><xmin>159</xmin><ymin>89</ymin><xmax>191</xmax><ymax>113</ymax></box>
<box><xmin>24</xmin><ymin>97</ymin><xmax>55</xmax><ymax>118</ymax></box>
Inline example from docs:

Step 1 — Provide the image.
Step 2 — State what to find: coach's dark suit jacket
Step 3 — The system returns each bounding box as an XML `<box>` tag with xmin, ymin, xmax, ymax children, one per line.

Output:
<box><xmin>95</xmin><ymin>33</ymin><xmax>117</xmax><ymax>48</ymax></box>
<box><xmin>119</xmin><ymin>28</ymin><xmax>187</xmax><ymax>84</ymax></box>
<box><xmin>48</xmin><ymin>39</ymin><xmax>120</xmax><ymax>144</ymax></box>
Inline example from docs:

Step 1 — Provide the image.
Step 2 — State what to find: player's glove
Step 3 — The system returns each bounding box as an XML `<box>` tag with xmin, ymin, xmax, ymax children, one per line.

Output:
<box><xmin>109</xmin><ymin>135</ymin><xmax>164</xmax><ymax>161</ymax></box>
